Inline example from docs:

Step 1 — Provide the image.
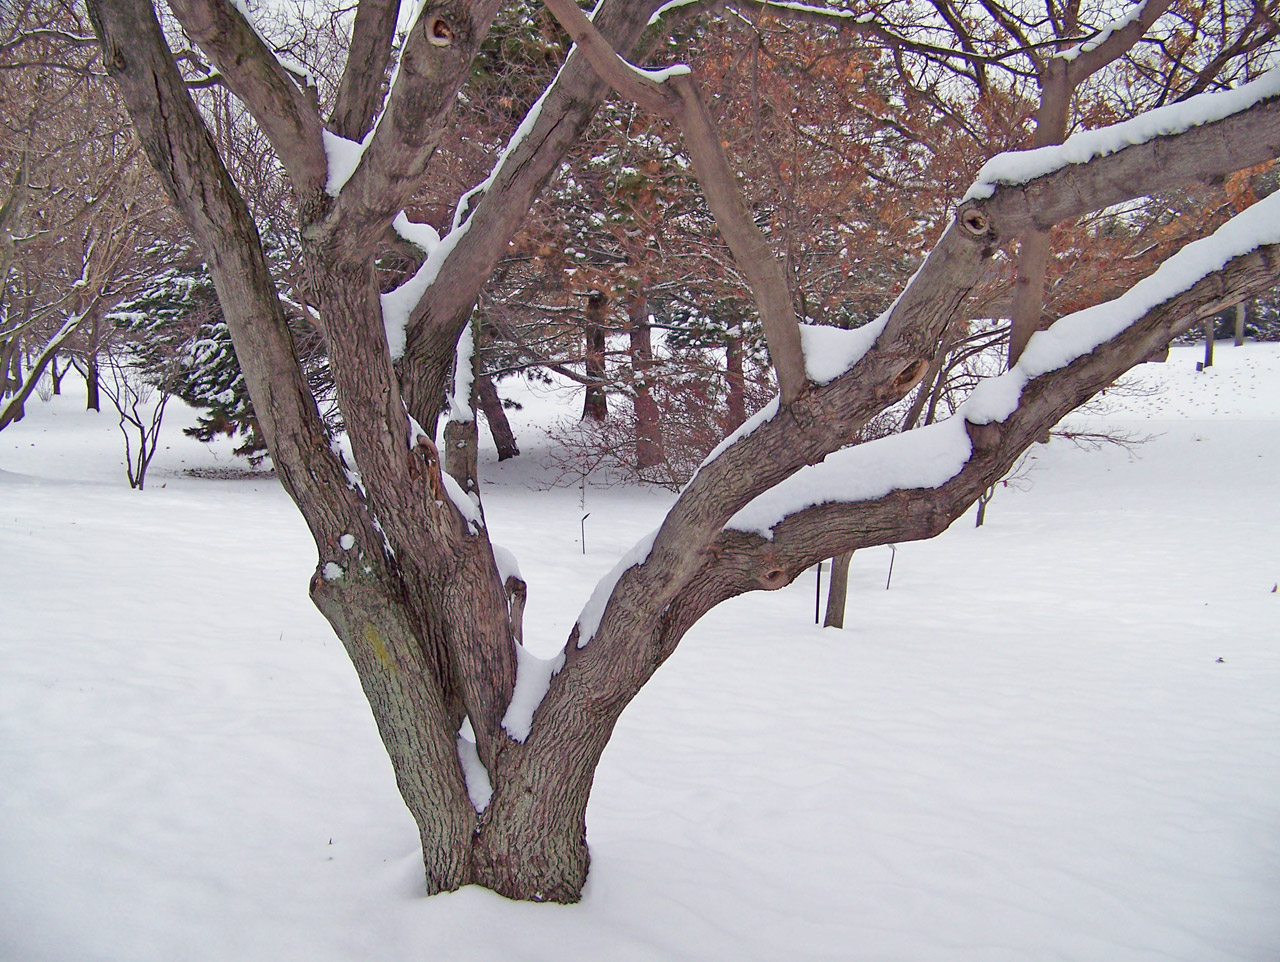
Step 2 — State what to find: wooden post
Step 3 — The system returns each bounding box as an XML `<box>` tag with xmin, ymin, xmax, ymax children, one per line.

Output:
<box><xmin>823</xmin><ymin>551</ymin><xmax>854</xmax><ymax>629</ymax></box>
<box><xmin>1203</xmin><ymin>317</ymin><xmax>1214</xmax><ymax>369</ymax></box>
<box><xmin>1234</xmin><ymin>302</ymin><xmax>1246</xmax><ymax>347</ymax></box>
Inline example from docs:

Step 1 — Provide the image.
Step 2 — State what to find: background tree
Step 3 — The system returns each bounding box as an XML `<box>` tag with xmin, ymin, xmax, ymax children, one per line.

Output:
<box><xmin>86</xmin><ymin>0</ymin><xmax>1280</xmax><ymax>903</ymax></box>
<box><xmin>0</xmin><ymin>0</ymin><xmax>172</xmax><ymax>429</ymax></box>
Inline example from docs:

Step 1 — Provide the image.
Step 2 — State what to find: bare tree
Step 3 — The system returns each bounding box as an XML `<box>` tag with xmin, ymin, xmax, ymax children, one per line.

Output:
<box><xmin>0</xmin><ymin>0</ymin><xmax>173</xmax><ymax>428</ymax></box>
<box><xmin>85</xmin><ymin>0</ymin><xmax>1280</xmax><ymax>903</ymax></box>
<box><xmin>99</xmin><ymin>348</ymin><xmax>173</xmax><ymax>489</ymax></box>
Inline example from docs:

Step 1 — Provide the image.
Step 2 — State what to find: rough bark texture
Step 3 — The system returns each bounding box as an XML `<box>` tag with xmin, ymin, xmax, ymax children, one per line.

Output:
<box><xmin>1006</xmin><ymin>0</ymin><xmax>1175</xmax><ymax>368</ymax></box>
<box><xmin>90</xmin><ymin>0</ymin><xmax>1280</xmax><ymax>904</ymax></box>
<box><xmin>725</xmin><ymin>334</ymin><xmax>747</xmax><ymax>433</ymax></box>
<box><xmin>84</xmin><ymin>352</ymin><xmax>100</xmax><ymax>412</ymax></box>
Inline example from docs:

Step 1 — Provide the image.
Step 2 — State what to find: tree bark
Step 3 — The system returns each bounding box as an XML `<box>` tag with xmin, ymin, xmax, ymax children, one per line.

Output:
<box><xmin>724</xmin><ymin>334</ymin><xmax>747</xmax><ymax>433</ymax></box>
<box><xmin>89</xmin><ymin>0</ymin><xmax>1280</xmax><ymax>906</ymax></box>
<box><xmin>476</xmin><ymin>375</ymin><xmax>519</xmax><ymax>460</ymax></box>
<box><xmin>444</xmin><ymin>318</ymin><xmax>481</xmax><ymax>496</ymax></box>
<box><xmin>628</xmin><ymin>293</ymin><xmax>662</xmax><ymax>469</ymax></box>
<box><xmin>582</xmin><ymin>292</ymin><xmax>608</xmax><ymax>422</ymax></box>
<box><xmin>1007</xmin><ymin>59</ymin><xmax>1070</xmax><ymax>367</ymax></box>
<box><xmin>84</xmin><ymin>353</ymin><xmax>100</xmax><ymax>412</ymax></box>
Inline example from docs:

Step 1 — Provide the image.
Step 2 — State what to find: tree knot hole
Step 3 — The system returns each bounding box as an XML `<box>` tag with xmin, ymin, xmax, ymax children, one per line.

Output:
<box><xmin>759</xmin><ymin>566</ymin><xmax>788</xmax><ymax>589</ymax></box>
<box><xmin>959</xmin><ymin>207</ymin><xmax>990</xmax><ymax>238</ymax></box>
<box><xmin>891</xmin><ymin>358</ymin><xmax>930</xmax><ymax>393</ymax></box>
<box><xmin>427</xmin><ymin>16</ymin><xmax>454</xmax><ymax>45</ymax></box>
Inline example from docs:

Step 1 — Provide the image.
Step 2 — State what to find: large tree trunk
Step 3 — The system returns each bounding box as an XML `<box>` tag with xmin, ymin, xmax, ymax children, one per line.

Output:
<box><xmin>89</xmin><ymin>0</ymin><xmax>1280</xmax><ymax>908</ymax></box>
<box><xmin>1</xmin><ymin>336</ymin><xmax>21</xmax><ymax>397</ymax></box>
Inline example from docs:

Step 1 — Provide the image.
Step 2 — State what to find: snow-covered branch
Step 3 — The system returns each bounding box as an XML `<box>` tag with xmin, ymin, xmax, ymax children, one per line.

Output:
<box><xmin>730</xmin><ymin>191</ymin><xmax>1280</xmax><ymax>539</ymax></box>
<box><xmin>552</xmin><ymin>70</ymin><xmax>1280</xmax><ymax>710</ymax></box>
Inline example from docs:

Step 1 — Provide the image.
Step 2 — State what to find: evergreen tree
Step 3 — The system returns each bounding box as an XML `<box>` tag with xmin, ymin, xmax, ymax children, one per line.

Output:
<box><xmin>109</xmin><ymin>244</ymin><xmax>267</xmax><ymax>461</ymax></box>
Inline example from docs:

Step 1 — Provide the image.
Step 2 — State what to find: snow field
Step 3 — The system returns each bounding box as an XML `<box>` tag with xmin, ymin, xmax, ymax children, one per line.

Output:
<box><xmin>1</xmin><ymin>344</ymin><xmax>1278</xmax><ymax>960</ymax></box>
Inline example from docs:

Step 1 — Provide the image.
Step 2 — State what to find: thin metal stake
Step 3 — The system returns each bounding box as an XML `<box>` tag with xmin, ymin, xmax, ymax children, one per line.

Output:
<box><xmin>885</xmin><ymin>544</ymin><xmax>897</xmax><ymax>590</ymax></box>
<box><xmin>815</xmin><ymin>561</ymin><xmax>823</xmax><ymax>624</ymax></box>
<box><xmin>580</xmin><ymin>513</ymin><xmax>591</xmax><ymax>554</ymax></box>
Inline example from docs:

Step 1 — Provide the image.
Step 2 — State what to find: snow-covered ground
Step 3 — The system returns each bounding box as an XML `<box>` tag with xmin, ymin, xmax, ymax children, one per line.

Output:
<box><xmin>2</xmin><ymin>343</ymin><xmax>1278</xmax><ymax>961</ymax></box>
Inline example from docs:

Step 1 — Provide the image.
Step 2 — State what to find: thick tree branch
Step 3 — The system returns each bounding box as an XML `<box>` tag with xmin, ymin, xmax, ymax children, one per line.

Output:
<box><xmin>166</xmin><ymin>0</ymin><xmax>328</xmax><ymax>201</ymax></box>
<box><xmin>542</xmin><ymin>0</ymin><xmax>673</xmax><ymax>114</ymax></box>
<box><xmin>656</xmin><ymin>237</ymin><xmax>1280</xmax><ymax>653</ymax></box>
<box><xmin>87</xmin><ymin>0</ymin><xmax>359</xmax><ymax>545</ymax></box>
<box><xmin>316</xmin><ymin>0</ymin><xmax>503</xmax><ymax>258</ymax></box>
<box><xmin>396</xmin><ymin>0</ymin><xmax>663</xmax><ymax>429</ymax></box>
<box><xmin>1009</xmin><ymin>0</ymin><xmax>1175</xmax><ymax>365</ymax></box>
<box><xmin>548</xmin><ymin>75</ymin><xmax>1280</xmax><ymax>714</ymax></box>
<box><xmin>1060</xmin><ymin>0</ymin><xmax>1174</xmax><ymax>85</ymax></box>
<box><xmin>330</xmin><ymin>0</ymin><xmax>400</xmax><ymax>141</ymax></box>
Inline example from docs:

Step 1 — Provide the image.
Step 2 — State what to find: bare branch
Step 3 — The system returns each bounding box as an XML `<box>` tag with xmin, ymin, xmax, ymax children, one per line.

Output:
<box><xmin>1061</xmin><ymin>0</ymin><xmax>1174</xmax><ymax>85</ymax></box>
<box><xmin>87</xmin><ymin>0</ymin><xmax>357</xmax><ymax>540</ymax></box>
<box><xmin>539</xmin><ymin>0</ymin><xmax>807</xmax><ymax>401</ymax></box>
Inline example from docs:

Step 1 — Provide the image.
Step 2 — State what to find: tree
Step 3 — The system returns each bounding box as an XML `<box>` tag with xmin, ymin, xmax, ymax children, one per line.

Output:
<box><xmin>86</xmin><ymin>0</ymin><xmax>1280</xmax><ymax>902</ymax></box>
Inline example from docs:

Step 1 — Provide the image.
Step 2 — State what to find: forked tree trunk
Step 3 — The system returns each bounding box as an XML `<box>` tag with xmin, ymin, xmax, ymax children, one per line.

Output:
<box><xmin>313</xmin><ymin>561</ymin><xmax>622</xmax><ymax>902</ymax></box>
<box><xmin>88</xmin><ymin>0</ymin><xmax>1280</xmax><ymax>908</ymax></box>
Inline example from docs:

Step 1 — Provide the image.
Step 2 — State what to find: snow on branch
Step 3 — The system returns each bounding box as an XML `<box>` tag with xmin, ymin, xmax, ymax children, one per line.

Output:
<box><xmin>728</xmin><ymin>190</ymin><xmax>1280</xmax><ymax>538</ymax></box>
<box><xmin>1054</xmin><ymin>0</ymin><xmax>1149</xmax><ymax>62</ymax></box>
<box><xmin>574</xmin><ymin>528</ymin><xmax>660</xmax><ymax>648</ymax></box>
<box><xmin>447</xmin><ymin>319</ymin><xmax>475</xmax><ymax>424</ymax></box>
<box><xmin>501</xmin><ymin>645</ymin><xmax>567</xmax><ymax>742</ymax></box>
<box><xmin>377</xmin><ymin>212</ymin><xmax>444</xmax><ymax>359</ymax></box>
<box><xmin>966</xmin><ymin>66</ymin><xmax>1280</xmax><ymax>200</ymax></box>
<box><xmin>322</xmin><ymin>129</ymin><xmax>373</xmax><ymax>196</ymax></box>
<box><xmin>798</xmin><ymin>319</ymin><xmax>889</xmax><ymax>383</ymax></box>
